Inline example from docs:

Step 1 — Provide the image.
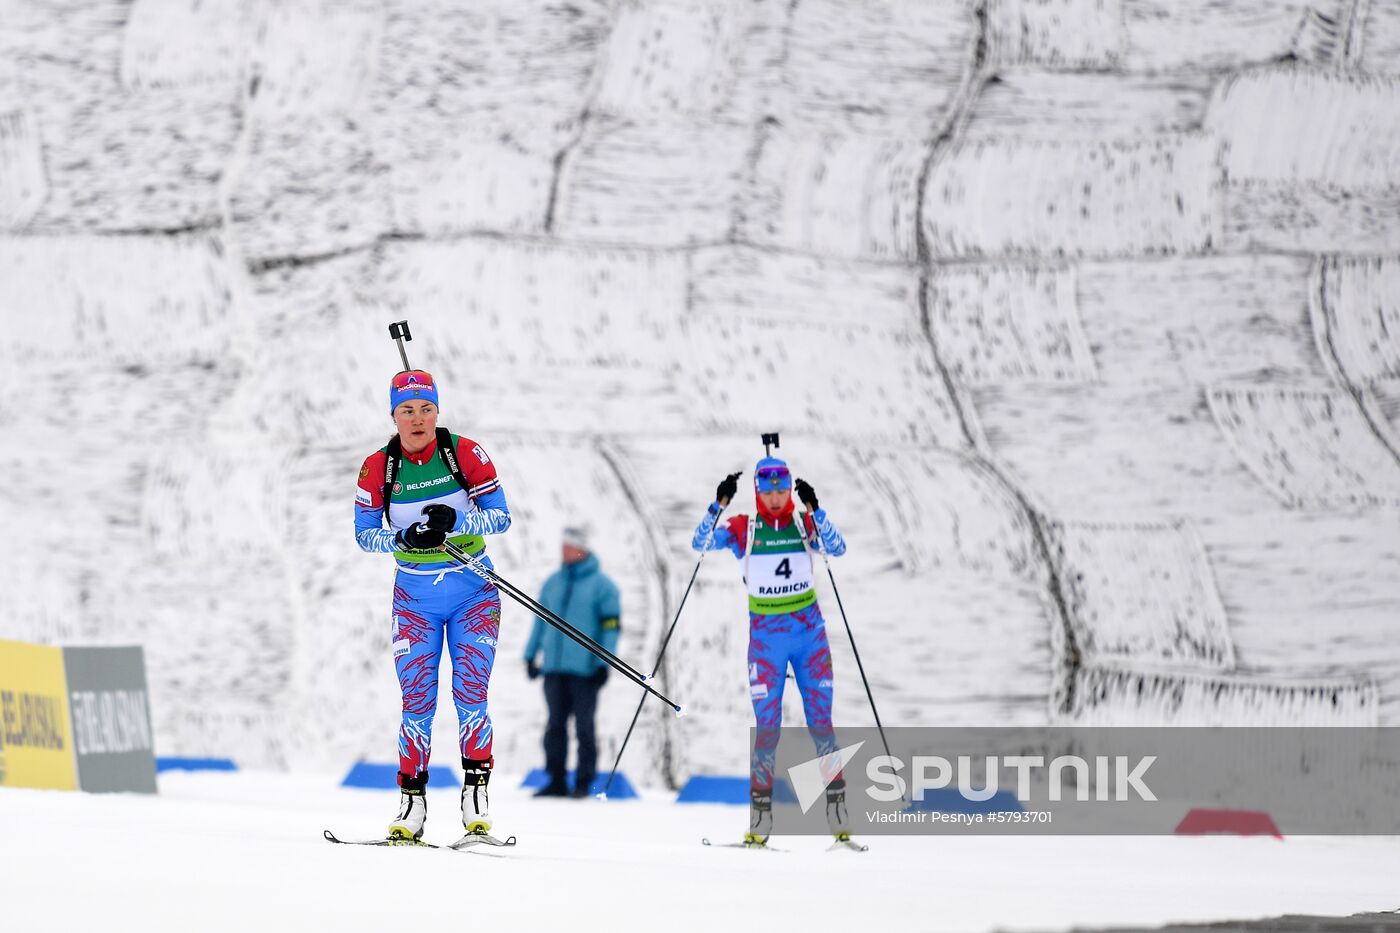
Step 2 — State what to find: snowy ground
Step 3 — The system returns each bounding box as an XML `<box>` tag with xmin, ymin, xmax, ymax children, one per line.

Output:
<box><xmin>4</xmin><ymin>772</ymin><xmax>1399</xmax><ymax>933</ymax></box>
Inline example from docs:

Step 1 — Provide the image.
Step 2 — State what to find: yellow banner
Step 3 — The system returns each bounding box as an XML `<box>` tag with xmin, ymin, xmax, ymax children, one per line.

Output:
<box><xmin>0</xmin><ymin>639</ymin><xmax>77</xmax><ymax>790</ymax></box>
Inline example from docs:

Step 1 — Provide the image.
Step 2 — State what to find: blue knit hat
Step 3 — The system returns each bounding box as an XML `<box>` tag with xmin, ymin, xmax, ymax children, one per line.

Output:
<box><xmin>754</xmin><ymin>456</ymin><xmax>792</xmax><ymax>492</ymax></box>
<box><xmin>390</xmin><ymin>370</ymin><xmax>439</xmax><ymax>413</ymax></box>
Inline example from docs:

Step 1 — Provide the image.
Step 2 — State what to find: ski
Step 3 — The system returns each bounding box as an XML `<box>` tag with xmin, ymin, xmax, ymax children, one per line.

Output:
<box><xmin>447</xmin><ymin>832</ymin><xmax>516</xmax><ymax>850</ymax></box>
<box><xmin>828</xmin><ymin>837</ymin><xmax>869</xmax><ymax>852</ymax></box>
<box><xmin>700</xmin><ymin>836</ymin><xmax>867</xmax><ymax>852</ymax></box>
<box><xmin>323</xmin><ymin>829</ymin><xmax>517</xmax><ymax>851</ymax></box>
<box><xmin>701</xmin><ymin>837</ymin><xmax>786</xmax><ymax>852</ymax></box>
<box><xmin>323</xmin><ymin>829</ymin><xmax>439</xmax><ymax>848</ymax></box>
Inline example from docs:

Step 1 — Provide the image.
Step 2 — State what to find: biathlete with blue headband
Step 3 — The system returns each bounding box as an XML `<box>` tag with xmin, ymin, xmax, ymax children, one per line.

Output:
<box><xmin>354</xmin><ymin>369</ymin><xmax>512</xmax><ymax>842</ymax></box>
<box><xmin>690</xmin><ymin>452</ymin><xmax>851</xmax><ymax>847</ymax></box>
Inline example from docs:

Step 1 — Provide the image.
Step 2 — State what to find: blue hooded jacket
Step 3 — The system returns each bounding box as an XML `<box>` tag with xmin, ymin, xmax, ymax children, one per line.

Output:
<box><xmin>524</xmin><ymin>553</ymin><xmax>622</xmax><ymax>677</ymax></box>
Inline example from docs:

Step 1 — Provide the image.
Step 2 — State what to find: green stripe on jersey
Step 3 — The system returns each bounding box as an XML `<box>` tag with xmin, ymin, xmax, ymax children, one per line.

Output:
<box><xmin>749</xmin><ymin>589</ymin><xmax>817</xmax><ymax>614</ymax></box>
<box><xmin>750</xmin><ymin>524</ymin><xmax>807</xmax><ymax>554</ymax></box>
<box><xmin>394</xmin><ymin>533</ymin><xmax>486</xmax><ymax>564</ymax></box>
<box><xmin>387</xmin><ymin>434</ymin><xmax>488</xmax><ymax>563</ymax></box>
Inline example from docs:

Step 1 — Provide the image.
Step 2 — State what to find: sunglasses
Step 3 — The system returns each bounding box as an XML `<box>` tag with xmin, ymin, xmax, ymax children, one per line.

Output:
<box><xmin>755</xmin><ymin>466</ymin><xmax>791</xmax><ymax>489</ymax></box>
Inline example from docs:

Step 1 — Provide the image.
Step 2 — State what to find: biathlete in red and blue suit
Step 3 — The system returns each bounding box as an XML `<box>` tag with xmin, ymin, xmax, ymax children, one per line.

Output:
<box><xmin>690</xmin><ymin>455</ymin><xmax>852</xmax><ymax>845</ymax></box>
<box><xmin>354</xmin><ymin>369</ymin><xmax>511</xmax><ymax>842</ymax></box>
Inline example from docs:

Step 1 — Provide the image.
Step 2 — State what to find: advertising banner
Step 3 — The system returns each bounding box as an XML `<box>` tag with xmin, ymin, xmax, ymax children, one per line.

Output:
<box><xmin>0</xmin><ymin>640</ymin><xmax>156</xmax><ymax>794</ymax></box>
<box><xmin>63</xmin><ymin>646</ymin><xmax>157</xmax><ymax>794</ymax></box>
<box><xmin>0</xmin><ymin>640</ymin><xmax>77</xmax><ymax>791</ymax></box>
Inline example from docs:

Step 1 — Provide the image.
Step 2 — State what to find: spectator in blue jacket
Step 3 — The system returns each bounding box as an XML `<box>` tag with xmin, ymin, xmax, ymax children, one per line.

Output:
<box><xmin>524</xmin><ymin>526</ymin><xmax>622</xmax><ymax>798</ymax></box>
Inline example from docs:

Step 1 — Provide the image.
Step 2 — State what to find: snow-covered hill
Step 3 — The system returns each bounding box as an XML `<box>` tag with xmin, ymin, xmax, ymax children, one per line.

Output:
<box><xmin>1</xmin><ymin>0</ymin><xmax>1398</xmax><ymax>786</ymax></box>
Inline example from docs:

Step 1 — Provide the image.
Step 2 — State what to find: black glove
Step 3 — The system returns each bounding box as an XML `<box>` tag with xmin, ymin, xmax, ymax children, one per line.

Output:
<box><xmin>526</xmin><ymin>659</ymin><xmax>541</xmax><ymax>680</ymax></box>
<box><xmin>590</xmin><ymin>666</ymin><xmax>608</xmax><ymax>687</ymax></box>
<box><xmin>396</xmin><ymin>522</ymin><xmax>447</xmax><ymax>551</ymax></box>
<box><xmin>715</xmin><ymin>471</ymin><xmax>742</xmax><ymax>507</ymax></box>
<box><xmin>422</xmin><ymin>503</ymin><xmax>457</xmax><ymax>533</ymax></box>
<box><xmin>795</xmin><ymin>478</ymin><xmax>819</xmax><ymax>511</ymax></box>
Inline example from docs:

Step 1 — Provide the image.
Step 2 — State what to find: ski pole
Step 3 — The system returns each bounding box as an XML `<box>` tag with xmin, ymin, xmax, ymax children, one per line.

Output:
<box><xmin>438</xmin><ymin>539</ymin><xmax>684</xmax><ymax>714</ymax></box>
<box><xmin>807</xmin><ymin>510</ymin><xmax>901</xmax><ymax>801</ymax></box>
<box><xmin>439</xmin><ymin>539</ymin><xmax>651</xmax><ymax>684</ymax></box>
<box><xmin>598</xmin><ymin>525</ymin><xmax>720</xmax><ymax>799</ymax></box>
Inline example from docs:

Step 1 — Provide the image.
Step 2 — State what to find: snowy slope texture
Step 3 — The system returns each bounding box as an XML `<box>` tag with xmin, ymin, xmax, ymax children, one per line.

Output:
<box><xmin>1</xmin><ymin>0</ymin><xmax>1398</xmax><ymax>785</ymax></box>
<box><xmin>1208</xmin><ymin>67</ymin><xmax>1400</xmax><ymax>253</ymax></box>
<box><xmin>926</xmin><ymin>264</ymin><xmax>1098</xmax><ymax>385</ymax></box>
<box><xmin>0</xmin><ymin>109</ymin><xmax>47</xmax><ymax>229</ymax></box>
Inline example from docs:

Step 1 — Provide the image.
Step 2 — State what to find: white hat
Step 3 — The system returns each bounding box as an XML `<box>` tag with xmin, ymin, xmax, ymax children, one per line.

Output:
<box><xmin>561</xmin><ymin>525</ymin><xmax>590</xmax><ymax>551</ymax></box>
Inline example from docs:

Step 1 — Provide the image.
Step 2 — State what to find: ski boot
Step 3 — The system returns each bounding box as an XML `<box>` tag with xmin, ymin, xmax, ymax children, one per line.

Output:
<box><xmin>826</xmin><ymin>778</ymin><xmax>852</xmax><ymax>844</ymax></box>
<box><xmin>826</xmin><ymin>779</ymin><xmax>866</xmax><ymax>850</ymax></box>
<box><xmin>461</xmin><ymin>757</ymin><xmax>492</xmax><ymax>834</ymax></box>
<box><xmin>744</xmin><ymin>788</ymin><xmax>773</xmax><ymax>848</ymax></box>
<box><xmin>388</xmin><ymin>770</ymin><xmax>428</xmax><ymax>842</ymax></box>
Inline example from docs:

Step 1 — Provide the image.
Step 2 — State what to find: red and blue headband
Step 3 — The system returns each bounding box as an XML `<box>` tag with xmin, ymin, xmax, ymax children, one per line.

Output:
<box><xmin>390</xmin><ymin>370</ymin><xmax>439</xmax><ymax>413</ymax></box>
